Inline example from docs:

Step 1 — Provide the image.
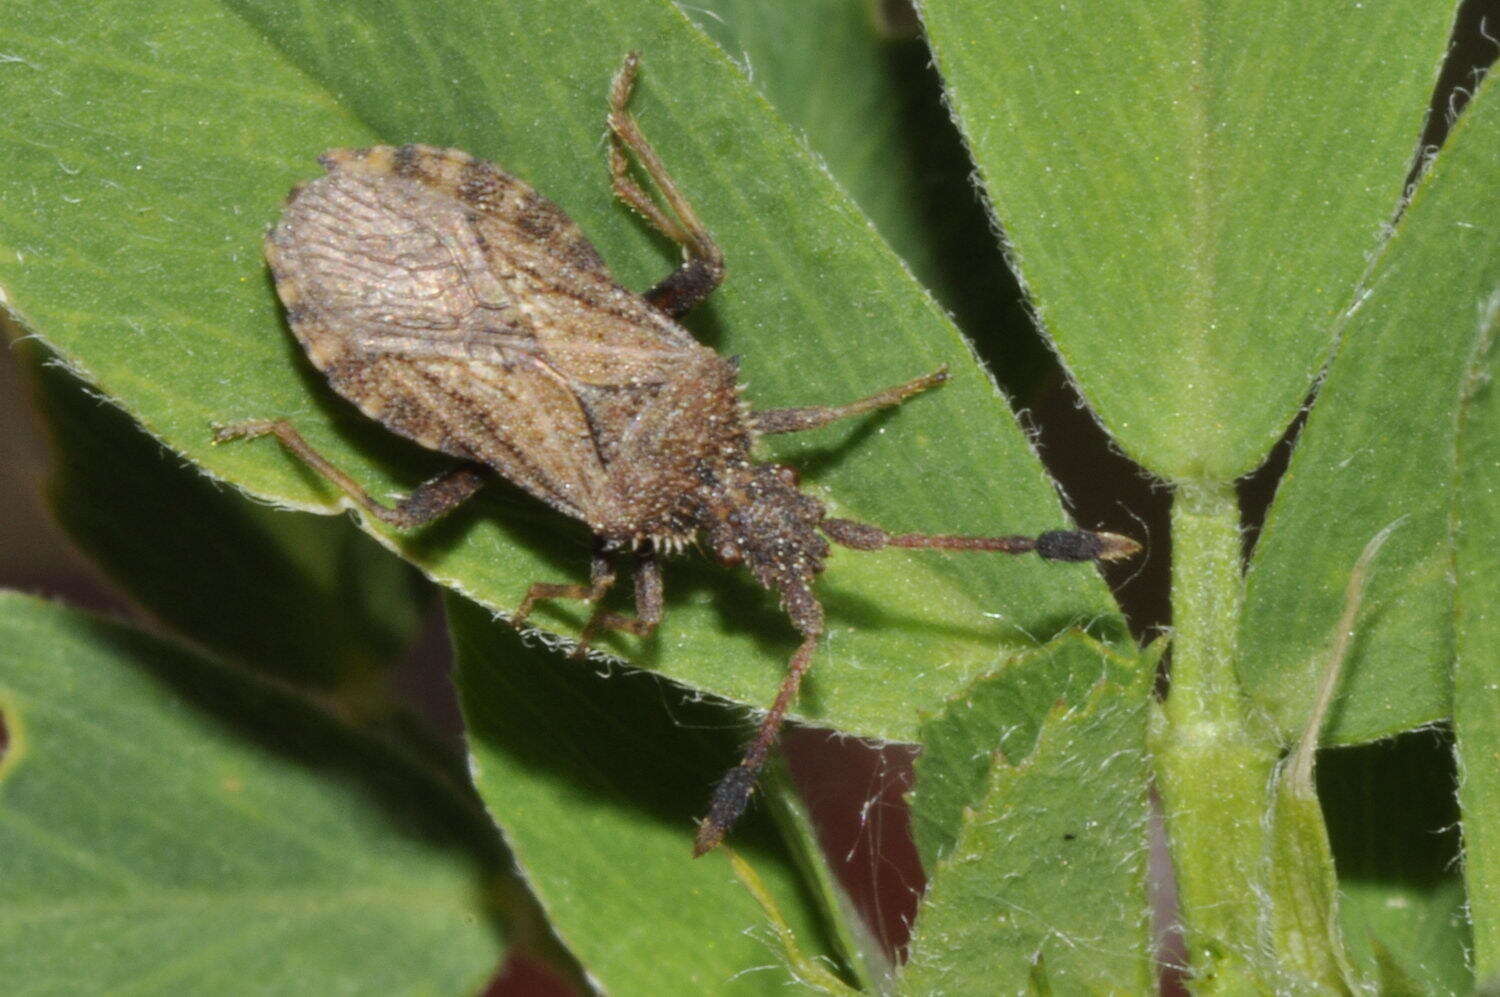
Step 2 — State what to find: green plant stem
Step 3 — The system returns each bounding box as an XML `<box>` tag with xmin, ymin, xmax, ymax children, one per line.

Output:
<box><xmin>1154</xmin><ymin>483</ymin><xmax>1279</xmax><ymax>991</ymax></box>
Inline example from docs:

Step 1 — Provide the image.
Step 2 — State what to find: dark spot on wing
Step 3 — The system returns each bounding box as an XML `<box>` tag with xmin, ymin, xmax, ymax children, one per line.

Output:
<box><xmin>514</xmin><ymin>193</ymin><xmax>561</xmax><ymax>240</ymax></box>
<box><xmin>393</xmin><ymin>144</ymin><xmax>420</xmax><ymax>178</ymax></box>
<box><xmin>457</xmin><ymin>158</ymin><xmax>503</xmax><ymax>210</ymax></box>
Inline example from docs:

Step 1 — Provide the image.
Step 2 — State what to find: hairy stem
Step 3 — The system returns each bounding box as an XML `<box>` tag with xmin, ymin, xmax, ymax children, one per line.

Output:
<box><xmin>1153</xmin><ymin>483</ymin><xmax>1279</xmax><ymax>991</ymax></box>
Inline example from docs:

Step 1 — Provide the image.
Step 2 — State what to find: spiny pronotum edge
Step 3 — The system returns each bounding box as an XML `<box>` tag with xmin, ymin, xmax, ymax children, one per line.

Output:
<box><xmin>213</xmin><ymin>52</ymin><xmax>1140</xmax><ymax>857</ymax></box>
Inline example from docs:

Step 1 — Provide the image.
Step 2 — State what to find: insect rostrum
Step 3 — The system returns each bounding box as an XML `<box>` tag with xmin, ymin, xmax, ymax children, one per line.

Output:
<box><xmin>216</xmin><ymin>53</ymin><xmax>1139</xmax><ymax>856</ymax></box>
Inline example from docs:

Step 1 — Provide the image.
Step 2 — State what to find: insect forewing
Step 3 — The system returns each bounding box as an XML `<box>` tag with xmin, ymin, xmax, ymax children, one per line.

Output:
<box><xmin>265</xmin><ymin>145</ymin><xmax>707</xmax><ymax>524</ymax></box>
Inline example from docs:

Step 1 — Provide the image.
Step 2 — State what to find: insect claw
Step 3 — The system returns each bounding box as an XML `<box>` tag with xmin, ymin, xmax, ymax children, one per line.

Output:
<box><xmin>210</xmin><ymin>419</ymin><xmax>277</xmax><ymax>445</ymax></box>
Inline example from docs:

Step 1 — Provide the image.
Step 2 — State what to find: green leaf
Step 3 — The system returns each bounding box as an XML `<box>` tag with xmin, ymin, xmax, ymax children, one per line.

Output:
<box><xmin>683</xmin><ymin>0</ymin><xmax>939</xmax><ymax>275</ymax></box>
<box><xmin>1266</xmin><ymin>773</ymin><xmax>1360</xmax><ymax>991</ymax></box>
<box><xmin>1318</xmin><ymin>734</ymin><xmax>1471</xmax><ymax>992</ymax></box>
<box><xmin>918</xmin><ymin>0</ymin><xmax>1455</xmax><ymax>481</ymax></box>
<box><xmin>20</xmin><ymin>340</ymin><xmax>424</xmax><ymax>698</ymax></box>
<box><xmin>1239</xmin><ymin>74</ymin><xmax>1500</xmax><ymax>743</ymax></box>
<box><xmin>907</xmin><ymin>629</ymin><xmax>1145</xmax><ymax>870</ymax></box>
<box><xmin>1454</xmin><ymin>280</ymin><xmax>1500</xmax><ymax>979</ymax></box>
<box><xmin>0</xmin><ymin>0</ymin><xmax>1119</xmax><ymax>746</ymax></box>
<box><xmin>446</xmin><ymin>593</ymin><xmax>845</xmax><ymax>994</ymax></box>
<box><xmin>0</xmin><ymin>592</ymin><xmax>504</xmax><ymax>992</ymax></box>
<box><xmin>762</xmin><ymin>759</ymin><xmax>893</xmax><ymax>992</ymax></box>
<box><xmin>1263</xmin><ymin>519</ymin><xmax>1406</xmax><ymax>991</ymax></box>
<box><xmin>901</xmin><ymin>677</ymin><xmax>1154</xmax><ymax>991</ymax></box>
<box><xmin>682</xmin><ymin>0</ymin><xmax>1049</xmax><ymax>391</ymax></box>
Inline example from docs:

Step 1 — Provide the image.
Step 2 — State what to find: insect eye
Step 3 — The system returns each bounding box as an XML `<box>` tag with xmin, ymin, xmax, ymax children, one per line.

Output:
<box><xmin>716</xmin><ymin>543</ymin><xmax>743</xmax><ymax>565</ymax></box>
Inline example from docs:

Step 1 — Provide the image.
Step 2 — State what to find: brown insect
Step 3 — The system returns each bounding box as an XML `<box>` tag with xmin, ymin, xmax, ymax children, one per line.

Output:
<box><xmin>216</xmin><ymin>53</ymin><xmax>1138</xmax><ymax>855</ymax></box>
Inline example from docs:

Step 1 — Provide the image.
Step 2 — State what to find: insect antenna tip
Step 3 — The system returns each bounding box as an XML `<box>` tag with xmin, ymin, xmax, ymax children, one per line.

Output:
<box><xmin>1035</xmin><ymin>529</ymin><xmax>1142</xmax><ymax>562</ymax></box>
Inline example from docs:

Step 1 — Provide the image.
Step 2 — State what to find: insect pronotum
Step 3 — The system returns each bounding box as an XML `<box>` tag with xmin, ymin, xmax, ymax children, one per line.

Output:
<box><xmin>216</xmin><ymin>53</ymin><xmax>1139</xmax><ymax>855</ymax></box>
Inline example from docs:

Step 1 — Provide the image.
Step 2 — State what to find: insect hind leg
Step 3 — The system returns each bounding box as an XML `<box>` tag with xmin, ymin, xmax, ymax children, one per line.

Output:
<box><xmin>577</xmin><ymin>553</ymin><xmax>663</xmax><ymax>649</ymax></box>
<box><xmin>211</xmin><ymin>419</ymin><xmax>486</xmax><ymax>529</ymax></box>
<box><xmin>607</xmin><ymin>52</ymin><xmax>725</xmax><ymax>318</ymax></box>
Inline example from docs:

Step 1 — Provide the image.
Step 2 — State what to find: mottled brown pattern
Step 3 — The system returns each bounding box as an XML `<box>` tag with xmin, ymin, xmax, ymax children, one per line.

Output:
<box><xmin>222</xmin><ymin>54</ymin><xmax>1137</xmax><ymax>857</ymax></box>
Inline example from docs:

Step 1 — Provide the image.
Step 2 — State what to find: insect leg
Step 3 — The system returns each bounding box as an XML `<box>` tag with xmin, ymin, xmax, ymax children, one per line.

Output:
<box><xmin>576</xmin><ymin>552</ymin><xmax>664</xmax><ymax>648</ymax></box>
<box><xmin>821</xmin><ymin>517</ymin><xmax>1142</xmax><ymax>562</ymax></box>
<box><xmin>212</xmin><ymin>419</ymin><xmax>486</xmax><ymax>528</ymax></box>
<box><xmin>752</xmin><ymin>366</ymin><xmax>949</xmax><ymax>435</ymax></box>
<box><xmin>512</xmin><ymin>542</ymin><xmax>618</xmax><ymax>635</ymax></box>
<box><xmin>607</xmin><ymin>52</ymin><xmax>726</xmax><ymax>318</ymax></box>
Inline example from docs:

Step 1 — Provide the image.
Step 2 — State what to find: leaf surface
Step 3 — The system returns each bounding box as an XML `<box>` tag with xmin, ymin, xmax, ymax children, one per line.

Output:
<box><xmin>1453</xmin><ymin>270</ymin><xmax>1500</xmax><ymax>982</ymax></box>
<box><xmin>908</xmin><ymin>629</ymin><xmax>1144</xmax><ymax>869</ymax></box>
<box><xmin>1239</xmin><ymin>75</ymin><xmax>1500</xmax><ymax>742</ymax></box>
<box><xmin>447</xmin><ymin>594</ymin><xmax>845</xmax><ymax>994</ymax></box>
<box><xmin>1319</xmin><ymin>734</ymin><xmax>1471</xmax><ymax>992</ymax></box>
<box><xmin>22</xmin><ymin>342</ymin><xmax>423</xmax><ymax>695</ymax></box>
<box><xmin>0</xmin><ymin>592</ymin><xmax>503</xmax><ymax>993</ymax></box>
<box><xmin>918</xmin><ymin>0</ymin><xmax>1456</xmax><ymax>481</ymax></box>
<box><xmin>683</xmin><ymin>0</ymin><xmax>1049</xmax><ymax>390</ymax></box>
<box><xmin>0</xmin><ymin>0</ymin><xmax>1120</xmax><ymax>745</ymax></box>
<box><xmin>902</xmin><ymin>673</ymin><xmax>1154</xmax><ymax>991</ymax></box>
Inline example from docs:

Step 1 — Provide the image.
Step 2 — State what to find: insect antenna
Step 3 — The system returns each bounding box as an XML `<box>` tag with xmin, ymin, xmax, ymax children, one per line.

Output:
<box><xmin>693</xmin><ymin>631</ymin><xmax>819</xmax><ymax>857</ymax></box>
<box><xmin>820</xmin><ymin>517</ymin><xmax>1141</xmax><ymax>562</ymax></box>
<box><xmin>692</xmin><ymin>517</ymin><xmax>1139</xmax><ymax>856</ymax></box>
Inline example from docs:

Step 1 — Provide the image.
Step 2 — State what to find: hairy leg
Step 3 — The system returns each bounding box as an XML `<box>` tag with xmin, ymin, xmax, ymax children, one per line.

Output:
<box><xmin>577</xmin><ymin>552</ymin><xmax>663</xmax><ymax>648</ymax></box>
<box><xmin>512</xmin><ymin>542</ymin><xmax>614</xmax><ymax>631</ymax></box>
<box><xmin>751</xmin><ymin>366</ymin><xmax>948</xmax><ymax>436</ymax></box>
<box><xmin>512</xmin><ymin>545</ymin><xmax>664</xmax><ymax>658</ymax></box>
<box><xmin>691</xmin><ymin>519</ymin><xmax>1139</xmax><ymax>853</ymax></box>
<box><xmin>607</xmin><ymin>52</ymin><xmax>726</xmax><ymax>318</ymax></box>
<box><xmin>212</xmin><ymin>419</ymin><xmax>486</xmax><ymax>529</ymax></box>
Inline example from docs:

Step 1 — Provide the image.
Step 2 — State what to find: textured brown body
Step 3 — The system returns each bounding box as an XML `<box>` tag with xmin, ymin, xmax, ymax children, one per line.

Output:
<box><xmin>266</xmin><ymin>144</ymin><xmax>751</xmax><ymax>550</ymax></box>
<box><xmin>228</xmin><ymin>55</ymin><xmax>1136</xmax><ymax>855</ymax></box>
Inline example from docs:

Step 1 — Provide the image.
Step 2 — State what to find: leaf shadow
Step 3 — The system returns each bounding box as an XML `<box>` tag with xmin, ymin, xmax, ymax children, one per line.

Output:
<box><xmin>78</xmin><ymin>613</ymin><xmax>519</xmax><ymax>951</ymax></box>
<box><xmin>451</xmin><ymin>598</ymin><xmax>847</xmax><ymax>965</ymax></box>
<box><xmin>1316</xmin><ymin>726</ymin><xmax>1469</xmax><ymax>980</ymax></box>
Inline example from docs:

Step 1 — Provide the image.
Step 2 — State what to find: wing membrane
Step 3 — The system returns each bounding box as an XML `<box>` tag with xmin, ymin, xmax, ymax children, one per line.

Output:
<box><xmin>264</xmin><ymin>145</ymin><xmax>710</xmax><ymax>521</ymax></box>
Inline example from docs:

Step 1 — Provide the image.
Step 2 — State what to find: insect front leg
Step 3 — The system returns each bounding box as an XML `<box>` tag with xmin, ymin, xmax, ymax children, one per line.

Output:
<box><xmin>751</xmin><ymin>366</ymin><xmax>949</xmax><ymax>435</ymax></box>
<box><xmin>607</xmin><ymin>52</ymin><xmax>726</xmax><ymax>319</ymax></box>
<box><xmin>212</xmin><ymin>419</ymin><xmax>486</xmax><ymax>528</ymax></box>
